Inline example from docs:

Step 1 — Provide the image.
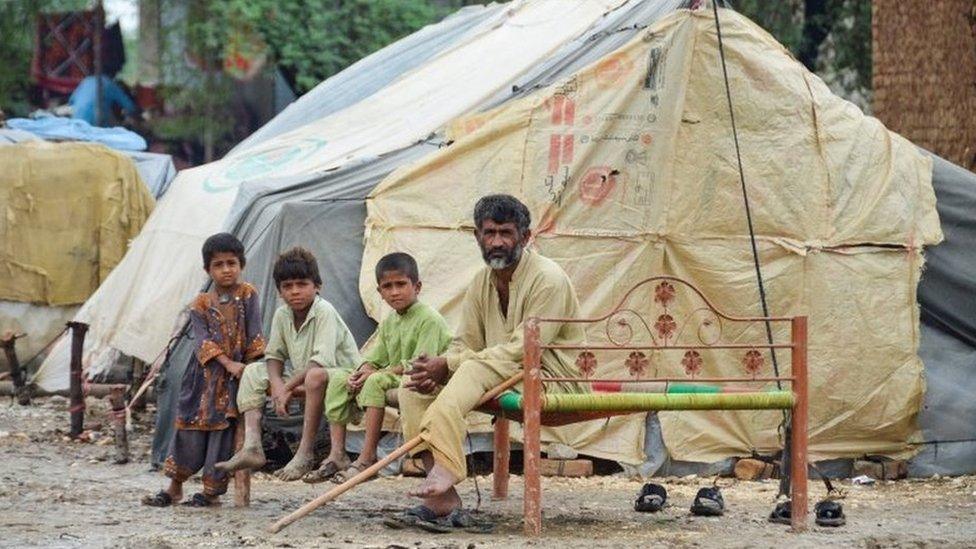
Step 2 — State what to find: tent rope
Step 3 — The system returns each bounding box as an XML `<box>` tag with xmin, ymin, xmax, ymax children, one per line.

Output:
<box><xmin>710</xmin><ymin>1</ymin><xmax>791</xmax><ymax>499</ymax></box>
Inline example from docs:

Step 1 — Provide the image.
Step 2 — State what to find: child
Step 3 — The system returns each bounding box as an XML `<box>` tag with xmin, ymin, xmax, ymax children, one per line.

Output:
<box><xmin>302</xmin><ymin>252</ymin><xmax>452</xmax><ymax>484</ymax></box>
<box><xmin>142</xmin><ymin>232</ymin><xmax>265</xmax><ymax>507</ymax></box>
<box><xmin>216</xmin><ymin>247</ymin><xmax>361</xmax><ymax>481</ymax></box>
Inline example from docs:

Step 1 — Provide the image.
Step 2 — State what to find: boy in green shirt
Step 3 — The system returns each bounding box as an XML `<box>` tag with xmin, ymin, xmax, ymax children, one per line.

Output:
<box><xmin>301</xmin><ymin>252</ymin><xmax>452</xmax><ymax>484</ymax></box>
<box><xmin>216</xmin><ymin>247</ymin><xmax>361</xmax><ymax>480</ymax></box>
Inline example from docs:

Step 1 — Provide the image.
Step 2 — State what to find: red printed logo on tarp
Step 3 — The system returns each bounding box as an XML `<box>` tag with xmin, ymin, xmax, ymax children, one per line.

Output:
<box><xmin>547</xmin><ymin>95</ymin><xmax>576</xmax><ymax>175</ymax></box>
<box><xmin>578</xmin><ymin>166</ymin><xmax>622</xmax><ymax>206</ymax></box>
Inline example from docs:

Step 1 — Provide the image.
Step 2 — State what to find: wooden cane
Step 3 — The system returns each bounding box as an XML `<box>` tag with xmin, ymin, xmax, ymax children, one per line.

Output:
<box><xmin>268</xmin><ymin>372</ymin><xmax>524</xmax><ymax>533</ymax></box>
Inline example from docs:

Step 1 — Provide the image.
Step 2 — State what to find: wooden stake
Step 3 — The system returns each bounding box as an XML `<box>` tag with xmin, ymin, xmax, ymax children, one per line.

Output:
<box><xmin>790</xmin><ymin>316</ymin><xmax>809</xmax><ymax>532</ymax></box>
<box><xmin>522</xmin><ymin>319</ymin><xmax>543</xmax><ymax>536</ymax></box>
<box><xmin>0</xmin><ymin>332</ymin><xmax>29</xmax><ymax>405</ymax></box>
<box><xmin>233</xmin><ymin>419</ymin><xmax>250</xmax><ymax>507</ymax></box>
<box><xmin>108</xmin><ymin>386</ymin><xmax>129</xmax><ymax>464</ymax></box>
<box><xmin>67</xmin><ymin>322</ymin><xmax>89</xmax><ymax>438</ymax></box>
<box><xmin>492</xmin><ymin>417</ymin><xmax>511</xmax><ymax>500</ymax></box>
<box><xmin>268</xmin><ymin>372</ymin><xmax>523</xmax><ymax>534</ymax></box>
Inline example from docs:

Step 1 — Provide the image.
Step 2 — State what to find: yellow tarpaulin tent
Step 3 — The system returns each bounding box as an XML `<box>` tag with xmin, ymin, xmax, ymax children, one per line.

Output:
<box><xmin>361</xmin><ymin>9</ymin><xmax>942</xmax><ymax>463</ymax></box>
<box><xmin>0</xmin><ymin>141</ymin><xmax>154</xmax><ymax>306</ymax></box>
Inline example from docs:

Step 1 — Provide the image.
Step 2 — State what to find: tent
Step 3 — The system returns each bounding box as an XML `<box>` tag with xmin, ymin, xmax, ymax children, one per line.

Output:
<box><xmin>34</xmin><ymin>1</ymin><xmax>976</xmax><ymax>475</ymax></box>
<box><xmin>0</xmin><ymin>141</ymin><xmax>156</xmax><ymax>361</ymax></box>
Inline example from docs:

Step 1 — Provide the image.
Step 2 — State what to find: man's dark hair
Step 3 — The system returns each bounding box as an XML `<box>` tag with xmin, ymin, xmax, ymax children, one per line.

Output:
<box><xmin>473</xmin><ymin>194</ymin><xmax>531</xmax><ymax>235</ymax></box>
<box><xmin>375</xmin><ymin>252</ymin><xmax>419</xmax><ymax>284</ymax></box>
<box><xmin>273</xmin><ymin>247</ymin><xmax>322</xmax><ymax>288</ymax></box>
<box><xmin>202</xmin><ymin>232</ymin><xmax>246</xmax><ymax>269</ymax></box>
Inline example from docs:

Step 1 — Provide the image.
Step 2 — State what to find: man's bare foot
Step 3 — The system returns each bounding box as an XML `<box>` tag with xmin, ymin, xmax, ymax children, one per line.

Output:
<box><xmin>424</xmin><ymin>486</ymin><xmax>462</xmax><ymax>516</ymax></box>
<box><xmin>409</xmin><ymin>463</ymin><xmax>457</xmax><ymax>498</ymax></box>
<box><xmin>215</xmin><ymin>444</ymin><xmax>266</xmax><ymax>473</ymax></box>
<box><xmin>274</xmin><ymin>450</ymin><xmax>319</xmax><ymax>481</ymax></box>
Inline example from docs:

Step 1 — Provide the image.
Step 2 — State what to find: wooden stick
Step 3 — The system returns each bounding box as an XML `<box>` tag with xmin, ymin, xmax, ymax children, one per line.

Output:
<box><xmin>67</xmin><ymin>322</ymin><xmax>89</xmax><ymax>437</ymax></box>
<box><xmin>108</xmin><ymin>386</ymin><xmax>129</xmax><ymax>464</ymax></box>
<box><xmin>233</xmin><ymin>419</ymin><xmax>250</xmax><ymax>507</ymax></box>
<box><xmin>268</xmin><ymin>372</ymin><xmax>524</xmax><ymax>534</ymax></box>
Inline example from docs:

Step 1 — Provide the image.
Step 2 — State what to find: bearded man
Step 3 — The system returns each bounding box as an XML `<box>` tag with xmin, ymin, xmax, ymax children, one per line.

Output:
<box><xmin>392</xmin><ymin>194</ymin><xmax>586</xmax><ymax>525</ymax></box>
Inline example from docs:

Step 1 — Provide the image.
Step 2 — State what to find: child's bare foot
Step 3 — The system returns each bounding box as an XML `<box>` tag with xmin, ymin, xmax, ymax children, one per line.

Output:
<box><xmin>215</xmin><ymin>444</ymin><xmax>265</xmax><ymax>473</ymax></box>
<box><xmin>409</xmin><ymin>463</ymin><xmax>456</xmax><ymax>498</ymax></box>
<box><xmin>274</xmin><ymin>450</ymin><xmax>319</xmax><ymax>481</ymax></box>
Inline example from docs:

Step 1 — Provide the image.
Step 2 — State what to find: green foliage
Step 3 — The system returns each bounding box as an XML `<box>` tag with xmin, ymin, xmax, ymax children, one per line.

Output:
<box><xmin>731</xmin><ymin>0</ymin><xmax>872</xmax><ymax>103</ymax></box>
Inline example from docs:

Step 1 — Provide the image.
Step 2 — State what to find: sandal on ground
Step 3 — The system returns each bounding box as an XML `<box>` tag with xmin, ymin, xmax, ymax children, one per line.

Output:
<box><xmin>634</xmin><ymin>482</ymin><xmax>668</xmax><ymax>513</ymax></box>
<box><xmin>425</xmin><ymin>508</ymin><xmax>495</xmax><ymax>534</ymax></box>
<box><xmin>302</xmin><ymin>460</ymin><xmax>344</xmax><ymax>484</ymax></box>
<box><xmin>382</xmin><ymin>505</ymin><xmax>441</xmax><ymax>530</ymax></box>
<box><xmin>815</xmin><ymin>499</ymin><xmax>846</xmax><ymax>527</ymax></box>
<box><xmin>330</xmin><ymin>462</ymin><xmax>373</xmax><ymax>484</ymax></box>
<box><xmin>181</xmin><ymin>492</ymin><xmax>219</xmax><ymax>507</ymax></box>
<box><xmin>141</xmin><ymin>491</ymin><xmax>174</xmax><ymax>507</ymax></box>
<box><xmin>768</xmin><ymin>500</ymin><xmax>792</xmax><ymax>525</ymax></box>
<box><xmin>690</xmin><ymin>486</ymin><xmax>725</xmax><ymax>516</ymax></box>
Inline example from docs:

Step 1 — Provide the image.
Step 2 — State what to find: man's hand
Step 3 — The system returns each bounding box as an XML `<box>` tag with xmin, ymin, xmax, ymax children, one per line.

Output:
<box><xmin>223</xmin><ymin>361</ymin><xmax>246</xmax><ymax>379</ymax></box>
<box><xmin>347</xmin><ymin>364</ymin><xmax>376</xmax><ymax>394</ymax></box>
<box><xmin>404</xmin><ymin>354</ymin><xmax>449</xmax><ymax>394</ymax></box>
<box><xmin>271</xmin><ymin>385</ymin><xmax>292</xmax><ymax>417</ymax></box>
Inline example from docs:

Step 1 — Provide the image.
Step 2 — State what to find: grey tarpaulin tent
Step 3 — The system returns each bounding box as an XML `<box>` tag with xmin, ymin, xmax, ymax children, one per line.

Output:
<box><xmin>151</xmin><ymin>0</ymin><xmax>976</xmax><ymax>477</ymax></box>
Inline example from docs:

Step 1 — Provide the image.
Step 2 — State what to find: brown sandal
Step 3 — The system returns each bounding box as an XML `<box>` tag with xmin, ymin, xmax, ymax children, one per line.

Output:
<box><xmin>301</xmin><ymin>460</ymin><xmax>345</xmax><ymax>484</ymax></box>
<box><xmin>330</xmin><ymin>462</ymin><xmax>374</xmax><ymax>484</ymax></box>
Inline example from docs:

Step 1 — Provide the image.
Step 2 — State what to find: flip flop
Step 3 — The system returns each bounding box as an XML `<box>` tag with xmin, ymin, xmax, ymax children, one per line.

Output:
<box><xmin>443</xmin><ymin>508</ymin><xmax>495</xmax><ymax>534</ymax></box>
<box><xmin>690</xmin><ymin>486</ymin><xmax>725</xmax><ymax>517</ymax></box>
<box><xmin>382</xmin><ymin>505</ymin><xmax>440</xmax><ymax>530</ymax></box>
<box><xmin>330</xmin><ymin>462</ymin><xmax>373</xmax><ymax>484</ymax></box>
<box><xmin>634</xmin><ymin>482</ymin><xmax>668</xmax><ymax>513</ymax></box>
<box><xmin>815</xmin><ymin>499</ymin><xmax>846</xmax><ymax>527</ymax></box>
<box><xmin>302</xmin><ymin>460</ymin><xmax>345</xmax><ymax>484</ymax></box>
<box><xmin>768</xmin><ymin>500</ymin><xmax>792</xmax><ymax>525</ymax></box>
<box><xmin>181</xmin><ymin>492</ymin><xmax>219</xmax><ymax>507</ymax></box>
<box><xmin>141</xmin><ymin>491</ymin><xmax>174</xmax><ymax>507</ymax></box>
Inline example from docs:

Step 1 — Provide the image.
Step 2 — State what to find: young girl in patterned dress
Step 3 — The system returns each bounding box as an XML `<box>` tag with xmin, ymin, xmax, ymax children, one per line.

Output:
<box><xmin>142</xmin><ymin>233</ymin><xmax>265</xmax><ymax>507</ymax></box>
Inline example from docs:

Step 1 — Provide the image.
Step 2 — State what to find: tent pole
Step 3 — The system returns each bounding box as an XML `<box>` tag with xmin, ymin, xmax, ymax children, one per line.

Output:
<box><xmin>1</xmin><ymin>332</ymin><xmax>30</xmax><ymax>405</ymax></box>
<box><xmin>67</xmin><ymin>322</ymin><xmax>89</xmax><ymax>437</ymax></box>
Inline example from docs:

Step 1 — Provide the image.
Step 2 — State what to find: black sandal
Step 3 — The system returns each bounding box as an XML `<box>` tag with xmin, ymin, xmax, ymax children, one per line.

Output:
<box><xmin>634</xmin><ymin>482</ymin><xmax>667</xmax><ymax>513</ymax></box>
<box><xmin>141</xmin><ymin>491</ymin><xmax>173</xmax><ymax>507</ymax></box>
<box><xmin>417</xmin><ymin>508</ymin><xmax>495</xmax><ymax>534</ymax></box>
<box><xmin>690</xmin><ymin>486</ymin><xmax>725</xmax><ymax>516</ymax></box>
<box><xmin>768</xmin><ymin>500</ymin><xmax>792</xmax><ymax>524</ymax></box>
<box><xmin>382</xmin><ymin>505</ymin><xmax>440</xmax><ymax>530</ymax></box>
<box><xmin>815</xmin><ymin>499</ymin><xmax>846</xmax><ymax>527</ymax></box>
<box><xmin>181</xmin><ymin>492</ymin><xmax>218</xmax><ymax>507</ymax></box>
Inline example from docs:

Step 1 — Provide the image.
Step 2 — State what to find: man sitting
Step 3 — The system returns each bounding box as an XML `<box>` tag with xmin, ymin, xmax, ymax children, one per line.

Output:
<box><xmin>393</xmin><ymin>194</ymin><xmax>586</xmax><ymax>526</ymax></box>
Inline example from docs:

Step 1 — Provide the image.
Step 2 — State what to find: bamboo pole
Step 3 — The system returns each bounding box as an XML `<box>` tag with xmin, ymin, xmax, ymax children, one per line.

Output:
<box><xmin>268</xmin><ymin>372</ymin><xmax>523</xmax><ymax>534</ymax></box>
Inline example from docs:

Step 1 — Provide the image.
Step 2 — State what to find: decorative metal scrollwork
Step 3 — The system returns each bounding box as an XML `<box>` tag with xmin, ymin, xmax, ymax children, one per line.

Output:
<box><xmin>576</xmin><ymin>350</ymin><xmax>597</xmax><ymax>378</ymax></box>
<box><xmin>681</xmin><ymin>350</ymin><xmax>703</xmax><ymax>377</ymax></box>
<box><xmin>743</xmin><ymin>349</ymin><xmax>764</xmax><ymax>378</ymax></box>
<box><xmin>625</xmin><ymin>351</ymin><xmax>649</xmax><ymax>378</ymax></box>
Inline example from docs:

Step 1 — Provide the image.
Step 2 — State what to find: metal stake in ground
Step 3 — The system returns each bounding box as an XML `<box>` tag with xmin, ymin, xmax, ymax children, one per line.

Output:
<box><xmin>67</xmin><ymin>322</ymin><xmax>89</xmax><ymax>438</ymax></box>
<box><xmin>1</xmin><ymin>332</ymin><xmax>30</xmax><ymax>405</ymax></box>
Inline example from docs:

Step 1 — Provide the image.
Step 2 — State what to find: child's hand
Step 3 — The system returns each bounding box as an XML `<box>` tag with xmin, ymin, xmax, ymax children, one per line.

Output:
<box><xmin>224</xmin><ymin>361</ymin><xmax>246</xmax><ymax>379</ymax></box>
<box><xmin>272</xmin><ymin>387</ymin><xmax>292</xmax><ymax>417</ymax></box>
<box><xmin>347</xmin><ymin>365</ymin><xmax>376</xmax><ymax>393</ymax></box>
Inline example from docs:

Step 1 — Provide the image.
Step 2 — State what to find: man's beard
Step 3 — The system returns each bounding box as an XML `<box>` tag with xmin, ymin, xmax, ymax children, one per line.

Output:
<box><xmin>482</xmin><ymin>242</ymin><xmax>523</xmax><ymax>270</ymax></box>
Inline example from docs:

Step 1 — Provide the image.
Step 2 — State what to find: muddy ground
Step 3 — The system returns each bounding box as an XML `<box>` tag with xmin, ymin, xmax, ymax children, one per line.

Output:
<box><xmin>1</xmin><ymin>397</ymin><xmax>974</xmax><ymax>549</ymax></box>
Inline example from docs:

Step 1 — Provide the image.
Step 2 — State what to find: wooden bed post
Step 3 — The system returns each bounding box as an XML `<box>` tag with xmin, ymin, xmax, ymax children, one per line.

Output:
<box><xmin>790</xmin><ymin>316</ymin><xmax>808</xmax><ymax>532</ymax></box>
<box><xmin>522</xmin><ymin>319</ymin><xmax>542</xmax><ymax>536</ymax></box>
<box><xmin>492</xmin><ymin>417</ymin><xmax>511</xmax><ymax>499</ymax></box>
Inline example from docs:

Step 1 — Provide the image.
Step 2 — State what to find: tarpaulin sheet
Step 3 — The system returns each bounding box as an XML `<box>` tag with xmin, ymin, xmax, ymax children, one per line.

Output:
<box><xmin>362</xmin><ymin>9</ymin><xmax>941</xmax><ymax>463</ymax></box>
<box><xmin>0</xmin><ymin>141</ymin><xmax>154</xmax><ymax>305</ymax></box>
